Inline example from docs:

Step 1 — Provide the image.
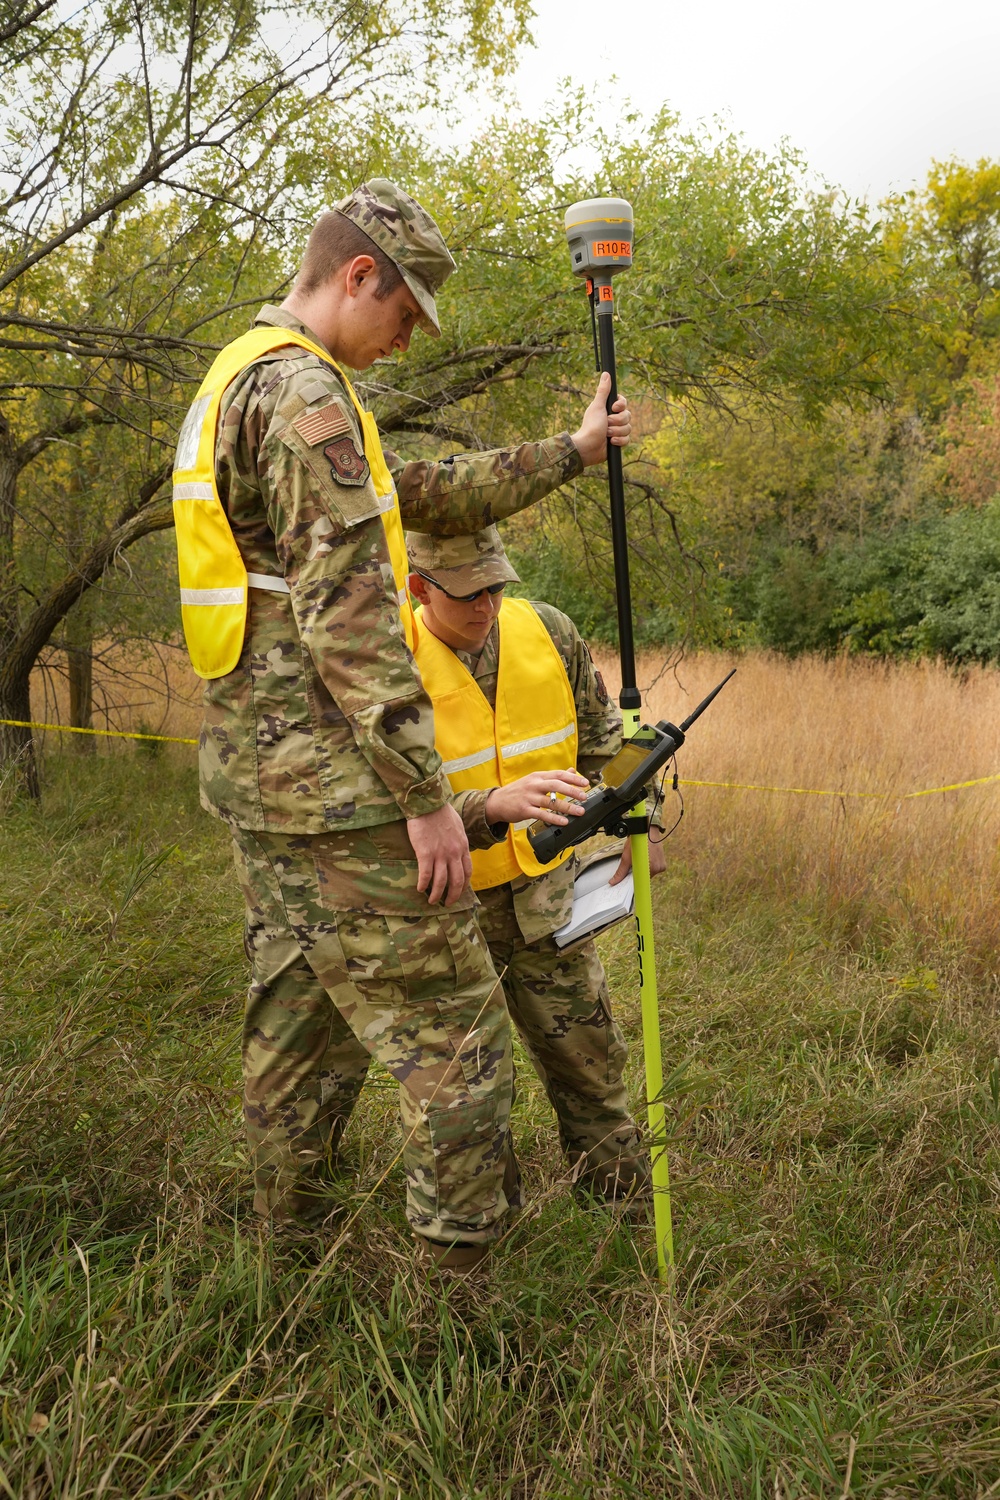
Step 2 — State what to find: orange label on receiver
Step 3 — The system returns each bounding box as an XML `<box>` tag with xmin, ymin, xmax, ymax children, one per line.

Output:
<box><xmin>592</xmin><ymin>239</ymin><xmax>631</xmax><ymax>257</ymax></box>
<box><xmin>598</xmin><ymin>285</ymin><xmax>614</xmax><ymax>301</ymax></box>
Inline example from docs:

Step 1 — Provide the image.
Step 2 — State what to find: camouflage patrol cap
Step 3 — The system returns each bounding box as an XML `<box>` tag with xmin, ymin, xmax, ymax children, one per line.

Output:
<box><xmin>406</xmin><ymin>526</ymin><xmax>520</xmax><ymax>594</ymax></box>
<box><xmin>334</xmin><ymin>179</ymin><xmax>456</xmax><ymax>339</ymax></box>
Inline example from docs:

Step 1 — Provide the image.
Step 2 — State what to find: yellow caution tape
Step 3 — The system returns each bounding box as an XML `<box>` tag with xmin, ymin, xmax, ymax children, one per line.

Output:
<box><xmin>683</xmin><ymin>778</ymin><xmax>880</xmax><ymax>799</ymax></box>
<box><xmin>0</xmin><ymin>717</ymin><xmax>198</xmax><ymax>746</ymax></box>
<box><xmin>902</xmin><ymin>772</ymin><xmax>1000</xmax><ymax>799</ymax></box>
<box><xmin>3</xmin><ymin>716</ymin><xmax>998</xmax><ymax>800</ymax></box>
<box><xmin>682</xmin><ymin>772</ymin><xmax>1000</xmax><ymax>801</ymax></box>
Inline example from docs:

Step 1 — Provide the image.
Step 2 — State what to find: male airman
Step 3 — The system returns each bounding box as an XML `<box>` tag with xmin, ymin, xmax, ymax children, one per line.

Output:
<box><xmin>172</xmin><ymin>179</ymin><xmax>631</xmax><ymax>1269</ymax></box>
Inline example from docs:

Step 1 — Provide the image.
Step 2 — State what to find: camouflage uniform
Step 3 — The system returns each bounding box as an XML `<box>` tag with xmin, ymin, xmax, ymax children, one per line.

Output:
<box><xmin>201</xmin><ymin>303</ymin><xmax>582</xmax><ymax>834</ymax></box>
<box><xmin>232</xmin><ymin>822</ymin><xmax>513</xmax><ymax>1240</ymax></box>
<box><xmin>455</xmin><ymin>604</ymin><xmax>650</xmax><ymax>1198</ymax></box>
<box><xmin>200</xmin><ymin>182</ymin><xmax>584</xmax><ymax>1241</ymax></box>
<box><xmin>407</xmin><ymin>529</ymin><xmax>652</xmax><ymax>1198</ymax></box>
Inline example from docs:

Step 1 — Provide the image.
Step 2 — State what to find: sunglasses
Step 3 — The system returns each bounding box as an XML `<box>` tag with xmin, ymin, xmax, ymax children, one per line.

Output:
<box><xmin>414</xmin><ymin>570</ymin><xmax>507</xmax><ymax>604</ymax></box>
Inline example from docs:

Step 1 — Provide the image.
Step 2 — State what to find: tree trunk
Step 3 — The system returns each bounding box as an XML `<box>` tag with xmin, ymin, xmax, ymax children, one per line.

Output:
<box><xmin>0</xmin><ymin>409</ymin><xmax>37</xmax><ymax>796</ymax></box>
<box><xmin>0</xmin><ymin>669</ymin><xmax>38</xmax><ymax>799</ymax></box>
<box><xmin>65</xmin><ymin>468</ymin><xmax>95</xmax><ymax>753</ymax></box>
<box><xmin>66</xmin><ymin>625</ymin><xmax>95</xmax><ymax>752</ymax></box>
<box><xmin>0</xmin><ymin>480</ymin><xmax>171</xmax><ymax>791</ymax></box>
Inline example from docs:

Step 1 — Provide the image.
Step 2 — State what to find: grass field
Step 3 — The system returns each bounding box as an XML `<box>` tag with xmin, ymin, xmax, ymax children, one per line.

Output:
<box><xmin>4</xmin><ymin>651</ymin><xmax>1000</xmax><ymax>1497</ymax></box>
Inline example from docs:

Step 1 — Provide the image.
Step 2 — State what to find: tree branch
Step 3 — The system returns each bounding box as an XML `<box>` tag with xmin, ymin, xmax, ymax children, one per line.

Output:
<box><xmin>378</xmin><ymin>343</ymin><xmax>562</xmax><ymax>430</ymax></box>
<box><xmin>0</xmin><ymin>0</ymin><xmax>57</xmax><ymax>45</ymax></box>
<box><xmin>15</xmin><ymin>407</ymin><xmax>117</xmax><ymax>473</ymax></box>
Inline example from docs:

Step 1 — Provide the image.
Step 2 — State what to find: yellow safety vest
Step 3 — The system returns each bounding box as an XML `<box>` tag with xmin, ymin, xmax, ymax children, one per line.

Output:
<box><xmin>414</xmin><ymin>597</ymin><xmax>578</xmax><ymax>889</ymax></box>
<box><xmin>172</xmin><ymin>325</ymin><xmax>413</xmax><ymax>680</ymax></box>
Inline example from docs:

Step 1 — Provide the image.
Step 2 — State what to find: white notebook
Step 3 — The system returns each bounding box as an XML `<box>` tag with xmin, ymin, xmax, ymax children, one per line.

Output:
<box><xmin>553</xmin><ymin>855</ymin><xmax>635</xmax><ymax>949</ymax></box>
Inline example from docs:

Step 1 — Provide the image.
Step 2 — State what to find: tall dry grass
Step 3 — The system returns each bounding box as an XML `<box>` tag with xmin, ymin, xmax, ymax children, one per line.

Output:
<box><xmin>29</xmin><ymin>641</ymin><xmax>203</xmax><ymax>743</ymax></box>
<box><xmin>594</xmin><ymin>649</ymin><xmax>1000</xmax><ymax>976</ymax></box>
<box><xmin>26</xmin><ymin>641</ymin><xmax>1000</xmax><ymax>971</ymax></box>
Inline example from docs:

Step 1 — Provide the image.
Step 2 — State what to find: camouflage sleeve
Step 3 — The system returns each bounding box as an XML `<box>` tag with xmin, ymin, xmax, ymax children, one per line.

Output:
<box><xmin>453</xmin><ymin>787</ymin><xmax>507</xmax><ymax>851</ymax></box>
<box><xmin>384</xmin><ymin>435</ymin><xmax>584</xmax><ymax>536</ymax></box>
<box><xmin>258</xmin><ymin>365</ymin><xmax>451</xmax><ymax>819</ymax></box>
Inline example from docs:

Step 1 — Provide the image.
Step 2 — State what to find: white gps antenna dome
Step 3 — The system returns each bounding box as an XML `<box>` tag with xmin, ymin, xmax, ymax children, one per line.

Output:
<box><xmin>564</xmin><ymin>198</ymin><xmax>634</xmax><ymax>278</ymax></box>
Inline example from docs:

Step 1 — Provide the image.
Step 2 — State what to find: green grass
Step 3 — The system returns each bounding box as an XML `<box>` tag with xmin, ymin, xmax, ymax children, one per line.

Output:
<box><xmin>3</xmin><ymin>751</ymin><xmax>1000</xmax><ymax>1497</ymax></box>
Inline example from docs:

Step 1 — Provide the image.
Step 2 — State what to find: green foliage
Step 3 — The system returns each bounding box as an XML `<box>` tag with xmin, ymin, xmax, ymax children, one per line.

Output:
<box><xmin>378</xmin><ymin>102</ymin><xmax>903</xmax><ymax>665</ymax></box>
<box><xmin>506</xmin><ymin>531</ymin><xmax>619</xmax><ymax>640</ymax></box>
<box><xmin>641</xmin><ymin>149</ymin><xmax>1000</xmax><ymax>669</ymax></box>
<box><xmin>390</xmin><ymin>101</ymin><xmax>901</xmax><ymax>436</ymax></box>
<box><xmin>614</xmin><ymin>120</ymin><xmax>897</xmax><ymax>418</ymax></box>
<box><xmin>884</xmin><ymin>157</ymin><xmax>1000</xmax><ymax>397</ymax></box>
<box><xmin>723</xmin><ymin>499</ymin><xmax>1000</xmax><ymax>662</ymax></box>
<box><xmin>505</xmin><ymin>530</ymin><xmax>692</xmax><ymax>647</ymax></box>
<box><xmin>475</xmin><ymin>151</ymin><xmax>1000</xmax><ymax>669</ymax></box>
<box><xmin>735</xmin><ymin>545</ymin><xmax>838</xmax><ymax>655</ymax></box>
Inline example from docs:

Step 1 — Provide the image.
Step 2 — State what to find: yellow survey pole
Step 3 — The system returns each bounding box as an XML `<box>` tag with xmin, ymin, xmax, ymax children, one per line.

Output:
<box><xmin>623</xmin><ymin>709</ymin><xmax>674</xmax><ymax>1278</ymax></box>
<box><xmin>563</xmin><ymin>200</ymin><xmax>673</xmax><ymax>1280</ymax></box>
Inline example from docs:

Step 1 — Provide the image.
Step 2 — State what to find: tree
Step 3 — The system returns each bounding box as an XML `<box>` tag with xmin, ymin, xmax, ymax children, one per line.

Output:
<box><xmin>884</xmin><ymin>158</ymin><xmax>1000</xmax><ymax>397</ymax></box>
<box><xmin>664</xmin><ymin>157</ymin><xmax>1000</xmax><ymax>661</ymax></box>
<box><xmin>379</xmin><ymin>105</ymin><xmax>903</xmax><ymax>653</ymax></box>
<box><xmin>942</xmin><ymin>371</ymin><xmax>1000</xmax><ymax>506</ymax></box>
<box><xmin>0</xmin><ymin>0</ymin><xmax>531</xmax><ymax>792</ymax></box>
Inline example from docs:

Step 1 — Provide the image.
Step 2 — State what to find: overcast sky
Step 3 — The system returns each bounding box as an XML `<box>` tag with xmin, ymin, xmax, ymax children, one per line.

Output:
<box><xmin>500</xmin><ymin>0</ymin><xmax>1000</xmax><ymax>203</ymax></box>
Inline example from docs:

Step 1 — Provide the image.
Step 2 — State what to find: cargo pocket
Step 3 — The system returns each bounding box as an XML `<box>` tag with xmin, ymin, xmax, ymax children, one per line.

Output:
<box><xmin>425</xmin><ymin>1092</ymin><xmax>504</xmax><ymax>1237</ymax></box>
<box><xmin>441</xmin><ymin>908</ymin><xmax>495</xmax><ymax>995</ymax></box>
<box><xmin>437</xmin><ymin>910</ymin><xmax>511</xmax><ymax>1097</ymax></box>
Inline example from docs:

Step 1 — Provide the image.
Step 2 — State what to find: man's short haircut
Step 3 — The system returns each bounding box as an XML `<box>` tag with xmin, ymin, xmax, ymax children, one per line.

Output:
<box><xmin>297</xmin><ymin>211</ymin><xmax>404</xmax><ymax>299</ymax></box>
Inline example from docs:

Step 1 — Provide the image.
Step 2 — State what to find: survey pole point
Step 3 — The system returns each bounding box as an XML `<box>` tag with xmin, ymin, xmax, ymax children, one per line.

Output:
<box><xmin>563</xmin><ymin>196</ymin><xmax>674</xmax><ymax>1280</ymax></box>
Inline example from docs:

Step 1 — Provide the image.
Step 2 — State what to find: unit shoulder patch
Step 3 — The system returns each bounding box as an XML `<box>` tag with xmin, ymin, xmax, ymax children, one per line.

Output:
<box><xmin>324</xmin><ymin>435</ymin><xmax>370</xmax><ymax>487</ymax></box>
<box><xmin>293</xmin><ymin>402</ymin><xmax>352</xmax><ymax>447</ymax></box>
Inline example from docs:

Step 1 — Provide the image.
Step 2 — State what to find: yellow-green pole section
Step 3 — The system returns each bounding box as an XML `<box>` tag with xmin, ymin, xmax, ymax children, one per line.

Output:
<box><xmin>623</xmin><ymin>705</ymin><xmax>674</xmax><ymax>1281</ymax></box>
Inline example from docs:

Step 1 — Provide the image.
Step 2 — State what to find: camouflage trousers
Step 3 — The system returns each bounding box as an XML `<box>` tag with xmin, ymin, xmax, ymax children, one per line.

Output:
<box><xmin>475</xmin><ymin>881</ymin><xmax>648</xmax><ymax>1198</ymax></box>
<box><xmin>230</xmin><ymin>821</ymin><xmax>516</xmax><ymax>1244</ymax></box>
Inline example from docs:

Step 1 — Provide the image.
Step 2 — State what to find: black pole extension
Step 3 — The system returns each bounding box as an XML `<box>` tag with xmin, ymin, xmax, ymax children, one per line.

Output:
<box><xmin>594</xmin><ymin>274</ymin><xmax>640</xmax><ymax>711</ymax></box>
<box><xmin>565</xmin><ymin>199</ymin><xmax>638</xmax><ymax>713</ymax></box>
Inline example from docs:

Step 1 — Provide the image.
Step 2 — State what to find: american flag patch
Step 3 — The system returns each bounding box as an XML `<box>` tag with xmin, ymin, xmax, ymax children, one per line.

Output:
<box><xmin>293</xmin><ymin>402</ymin><xmax>352</xmax><ymax>447</ymax></box>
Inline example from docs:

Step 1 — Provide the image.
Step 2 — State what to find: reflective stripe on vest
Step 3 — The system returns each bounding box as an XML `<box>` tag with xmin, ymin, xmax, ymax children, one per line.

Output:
<box><xmin>172</xmin><ymin>326</ymin><xmax>413</xmax><ymax>680</ymax></box>
<box><xmin>414</xmin><ymin>597</ymin><xmax>578</xmax><ymax>889</ymax></box>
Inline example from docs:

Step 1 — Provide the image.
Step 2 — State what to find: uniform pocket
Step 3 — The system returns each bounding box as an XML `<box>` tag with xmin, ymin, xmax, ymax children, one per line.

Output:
<box><xmin>312</xmin><ymin>826</ymin><xmax>422</xmax><ymax>915</ymax></box>
<box><xmin>441</xmin><ymin>908</ymin><xmax>496</xmax><ymax>997</ymax></box>
<box><xmin>425</xmin><ymin>1092</ymin><xmax>503</xmax><ymax>1234</ymax></box>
